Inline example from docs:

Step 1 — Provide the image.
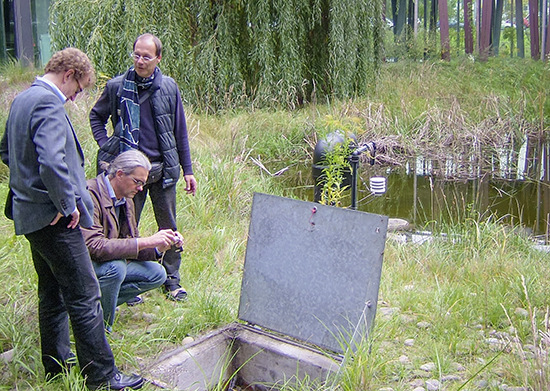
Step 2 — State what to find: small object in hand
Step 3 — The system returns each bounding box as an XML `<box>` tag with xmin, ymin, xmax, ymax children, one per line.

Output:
<box><xmin>172</xmin><ymin>230</ymin><xmax>184</xmax><ymax>252</ymax></box>
<box><xmin>172</xmin><ymin>244</ymin><xmax>184</xmax><ymax>253</ymax></box>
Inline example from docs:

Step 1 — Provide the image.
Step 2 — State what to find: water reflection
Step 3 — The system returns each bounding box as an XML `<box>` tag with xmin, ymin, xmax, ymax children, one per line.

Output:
<box><xmin>357</xmin><ymin>171</ymin><xmax>544</xmax><ymax>235</ymax></box>
<box><xmin>276</xmin><ymin>161</ymin><xmax>550</xmax><ymax>238</ymax></box>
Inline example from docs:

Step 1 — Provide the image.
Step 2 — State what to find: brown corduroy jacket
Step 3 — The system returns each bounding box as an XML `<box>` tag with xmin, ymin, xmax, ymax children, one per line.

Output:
<box><xmin>81</xmin><ymin>174</ymin><xmax>157</xmax><ymax>263</ymax></box>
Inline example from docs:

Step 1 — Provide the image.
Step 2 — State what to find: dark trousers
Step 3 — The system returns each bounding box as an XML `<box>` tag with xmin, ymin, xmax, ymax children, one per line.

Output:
<box><xmin>25</xmin><ymin>217</ymin><xmax>115</xmax><ymax>384</ymax></box>
<box><xmin>133</xmin><ymin>180</ymin><xmax>181</xmax><ymax>290</ymax></box>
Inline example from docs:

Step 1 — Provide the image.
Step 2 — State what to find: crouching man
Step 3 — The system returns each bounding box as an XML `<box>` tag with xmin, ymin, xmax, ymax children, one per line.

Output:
<box><xmin>81</xmin><ymin>150</ymin><xmax>183</xmax><ymax>332</ymax></box>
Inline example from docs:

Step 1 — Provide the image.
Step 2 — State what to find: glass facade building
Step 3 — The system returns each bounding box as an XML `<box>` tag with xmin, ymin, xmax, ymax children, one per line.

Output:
<box><xmin>1</xmin><ymin>0</ymin><xmax>52</xmax><ymax>66</ymax></box>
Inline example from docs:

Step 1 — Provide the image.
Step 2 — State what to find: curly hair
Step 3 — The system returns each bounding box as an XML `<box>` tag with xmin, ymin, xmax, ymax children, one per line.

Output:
<box><xmin>44</xmin><ymin>47</ymin><xmax>95</xmax><ymax>82</ymax></box>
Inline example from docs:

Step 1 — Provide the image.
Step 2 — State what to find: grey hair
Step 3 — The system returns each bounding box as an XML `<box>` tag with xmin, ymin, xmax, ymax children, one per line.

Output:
<box><xmin>100</xmin><ymin>150</ymin><xmax>152</xmax><ymax>178</ymax></box>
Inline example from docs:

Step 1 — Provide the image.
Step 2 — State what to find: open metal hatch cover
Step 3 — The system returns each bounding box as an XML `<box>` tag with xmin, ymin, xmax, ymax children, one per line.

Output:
<box><xmin>238</xmin><ymin>193</ymin><xmax>388</xmax><ymax>355</ymax></box>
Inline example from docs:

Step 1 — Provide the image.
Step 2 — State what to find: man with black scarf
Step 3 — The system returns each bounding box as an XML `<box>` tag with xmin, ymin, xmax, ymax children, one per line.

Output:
<box><xmin>90</xmin><ymin>33</ymin><xmax>196</xmax><ymax>302</ymax></box>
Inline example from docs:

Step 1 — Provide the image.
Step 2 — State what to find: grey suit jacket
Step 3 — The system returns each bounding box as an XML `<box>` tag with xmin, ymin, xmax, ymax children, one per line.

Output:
<box><xmin>0</xmin><ymin>79</ymin><xmax>94</xmax><ymax>235</ymax></box>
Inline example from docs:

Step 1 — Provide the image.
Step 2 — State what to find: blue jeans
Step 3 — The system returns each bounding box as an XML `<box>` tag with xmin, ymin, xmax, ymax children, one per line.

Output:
<box><xmin>93</xmin><ymin>259</ymin><xmax>166</xmax><ymax>329</ymax></box>
<box><xmin>25</xmin><ymin>217</ymin><xmax>115</xmax><ymax>384</ymax></box>
<box><xmin>133</xmin><ymin>180</ymin><xmax>182</xmax><ymax>290</ymax></box>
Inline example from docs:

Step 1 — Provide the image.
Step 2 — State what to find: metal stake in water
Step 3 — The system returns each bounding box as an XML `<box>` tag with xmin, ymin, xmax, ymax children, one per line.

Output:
<box><xmin>350</xmin><ymin>142</ymin><xmax>376</xmax><ymax>210</ymax></box>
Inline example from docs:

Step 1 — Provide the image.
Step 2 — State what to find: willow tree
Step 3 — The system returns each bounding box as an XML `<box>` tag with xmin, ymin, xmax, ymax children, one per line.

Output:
<box><xmin>50</xmin><ymin>0</ymin><xmax>383</xmax><ymax>111</ymax></box>
<box><xmin>330</xmin><ymin>0</ymin><xmax>382</xmax><ymax>97</ymax></box>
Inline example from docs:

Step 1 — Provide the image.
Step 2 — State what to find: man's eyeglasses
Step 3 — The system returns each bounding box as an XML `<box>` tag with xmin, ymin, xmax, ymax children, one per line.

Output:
<box><xmin>131</xmin><ymin>53</ymin><xmax>158</xmax><ymax>62</ymax></box>
<box><xmin>73</xmin><ymin>74</ymin><xmax>83</xmax><ymax>94</ymax></box>
<box><xmin>75</xmin><ymin>79</ymin><xmax>83</xmax><ymax>94</ymax></box>
<box><xmin>130</xmin><ymin>177</ymin><xmax>146</xmax><ymax>187</ymax></box>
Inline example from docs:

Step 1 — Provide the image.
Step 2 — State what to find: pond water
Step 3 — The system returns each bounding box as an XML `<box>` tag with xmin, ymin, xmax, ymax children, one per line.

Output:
<box><xmin>274</xmin><ymin>160</ymin><xmax>549</xmax><ymax>239</ymax></box>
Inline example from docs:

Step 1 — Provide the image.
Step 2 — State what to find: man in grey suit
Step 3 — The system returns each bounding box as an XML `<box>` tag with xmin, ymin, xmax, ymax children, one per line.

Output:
<box><xmin>0</xmin><ymin>48</ymin><xmax>143</xmax><ymax>390</ymax></box>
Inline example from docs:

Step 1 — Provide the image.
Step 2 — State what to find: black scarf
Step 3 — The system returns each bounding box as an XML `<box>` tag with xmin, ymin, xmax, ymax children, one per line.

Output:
<box><xmin>119</xmin><ymin>67</ymin><xmax>158</xmax><ymax>152</ymax></box>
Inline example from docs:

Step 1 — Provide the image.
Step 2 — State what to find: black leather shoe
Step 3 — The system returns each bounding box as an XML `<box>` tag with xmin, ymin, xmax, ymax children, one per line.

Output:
<box><xmin>88</xmin><ymin>371</ymin><xmax>144</xmax><ymax>390</ymax></box>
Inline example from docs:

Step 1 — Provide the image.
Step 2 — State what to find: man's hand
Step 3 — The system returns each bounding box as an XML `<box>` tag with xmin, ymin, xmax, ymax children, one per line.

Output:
<box><xmin>50</xmin><ymin>209</ymin><xmax>80</xmax><ymax>229</ymax></box>
<box><xmin>183</xmin><ymin>174</ymin><xmax>197</xmax><ymax>196</ymax></box>
<box><xmin>138</xmin><ymin>229</ymin><xmax>183</xmax><ymax>252</ymax></box>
